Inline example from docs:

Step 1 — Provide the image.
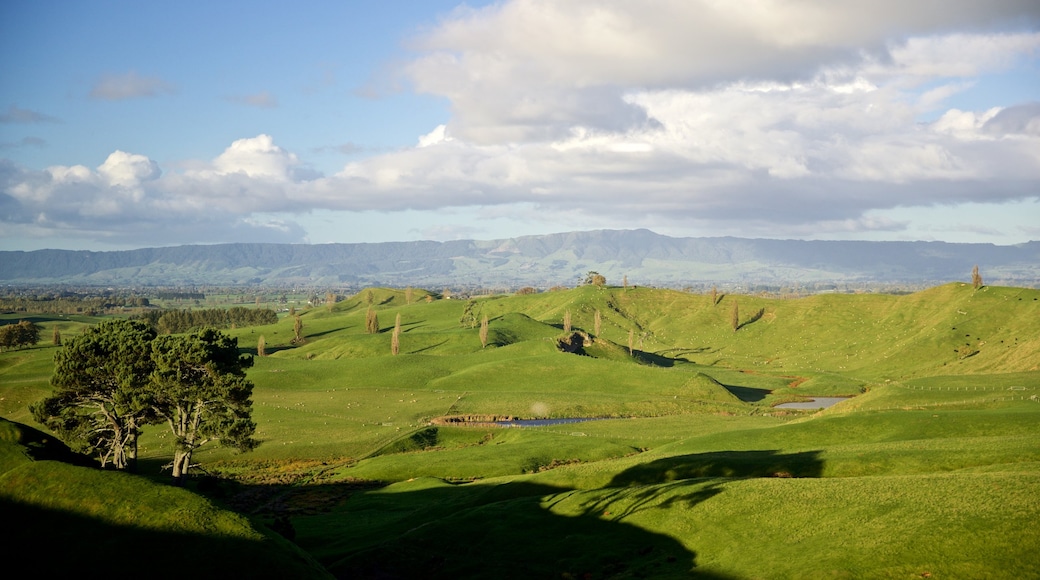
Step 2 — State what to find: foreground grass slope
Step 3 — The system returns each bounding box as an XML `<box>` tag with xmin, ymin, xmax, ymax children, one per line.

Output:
<box><xmin>2</xmin><ymin>283</ymin><xmax>1038</xmax><ymax>578</ymax></box>
<box><xmin>0</xmin><ymin>418</ymin><xmax>331</xmax><ymax>578</ymax></box>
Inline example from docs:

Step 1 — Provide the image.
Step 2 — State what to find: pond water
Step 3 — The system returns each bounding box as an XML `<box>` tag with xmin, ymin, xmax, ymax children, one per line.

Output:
<box><xmin>493</xmin><ymin>417</ymin><xmax>602</xmax><ymax>427</ymax></box>
<box><xmin>774</xmin><ymin>397</ymin><xmax>850</xmax><ymax>410</ymax></box>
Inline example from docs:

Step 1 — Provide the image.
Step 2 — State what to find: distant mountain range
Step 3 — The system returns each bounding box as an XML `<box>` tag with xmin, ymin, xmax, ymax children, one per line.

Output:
<box><xmin>2</xmin><ymin>230</ymin><xmax>1038</xmax><ymax>288</ymax></box>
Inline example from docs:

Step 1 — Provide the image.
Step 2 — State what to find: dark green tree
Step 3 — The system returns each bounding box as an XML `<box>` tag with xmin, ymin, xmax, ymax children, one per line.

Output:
<box><xmin>583</xmin><ymin>271</ymin><xmax>606</xmax><ymax>286</ymax></box>
<box><xmin>0</xmin><ymin>320</ymin><xmax>41</xmax><ymax>351</ymax></box>
<box><xmin>31</xmin><ymin>319</ymin><xmax>157</xmax><ymax>471</ymax></box>
<box><xmin>149</xmin><ymin>328</ymin><xmax>257</xmax><ymax>486</ymax></box>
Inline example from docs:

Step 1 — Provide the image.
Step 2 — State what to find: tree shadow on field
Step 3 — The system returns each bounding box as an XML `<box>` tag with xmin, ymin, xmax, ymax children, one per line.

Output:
<box><xmin>306</xmin><ymin>326</ymin><xmax>352</xmax><ymax>339</ymax></box>
<box><xmin>579</xmin><ymin>450</ymin><xmax>824</xmax><ymax>523</ymax></box>
<box><xmin>609</xmin><ymin>450</ymin><xmax>824</xmax><ymax>487</ymax></box>
<box><xmin>290</xmin><ymin>480</ymin><xmax>739</xmax><ymax>580</ymax></box>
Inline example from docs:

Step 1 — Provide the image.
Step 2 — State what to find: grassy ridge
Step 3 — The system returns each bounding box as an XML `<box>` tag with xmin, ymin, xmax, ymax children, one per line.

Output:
<box><xmin>2</xmin><ymin>284</ymin><xmax>1039</xmax><ymax>578</ymax></box>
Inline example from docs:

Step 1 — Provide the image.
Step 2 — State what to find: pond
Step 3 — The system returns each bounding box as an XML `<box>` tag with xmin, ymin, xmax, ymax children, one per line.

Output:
<box><xmin>493</xmin><ymin>417</ymin><xmax>603</xmax><ymax>427</ymax></box>
<box><xmin>774</xmin><ymin>397</ymin><xmax>850</xmax><ymax>410</ymax></box>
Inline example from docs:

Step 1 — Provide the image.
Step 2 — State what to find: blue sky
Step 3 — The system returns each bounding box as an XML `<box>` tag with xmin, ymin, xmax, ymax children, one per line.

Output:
<box><xmin>2</xmin><ymin>0</ymin><xmax>1038</xmax><ymax>251</ymax></box>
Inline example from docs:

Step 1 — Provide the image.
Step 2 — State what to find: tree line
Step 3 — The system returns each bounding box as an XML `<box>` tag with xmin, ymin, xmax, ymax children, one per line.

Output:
<box><xmin>0</xmin><ymin>295</ymin><xmax>150</xmax><ymax>315</ymax></box>
<box><xmin>31</xmin><ymin>320</ymin><xmax>256</xmax><ymax>485</ymax></box>
<box><xmin>133</xmin><ymin>307</ymin><xmax>278</xmax><ymax>334</ymax></box>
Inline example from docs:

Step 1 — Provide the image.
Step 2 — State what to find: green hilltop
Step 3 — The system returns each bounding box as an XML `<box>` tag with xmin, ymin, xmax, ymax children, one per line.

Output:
<box><xmin>1</xmin><ymin>282</ymin><xmax>1038</xmax><ymax>578</ymax></box>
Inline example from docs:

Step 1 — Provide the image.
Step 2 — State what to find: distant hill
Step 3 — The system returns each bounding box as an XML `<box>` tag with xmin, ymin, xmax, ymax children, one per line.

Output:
<box><xmin>2</xmin><ymin>229</ymin><xmax>1038</xmax><ymax>287</ymax></box>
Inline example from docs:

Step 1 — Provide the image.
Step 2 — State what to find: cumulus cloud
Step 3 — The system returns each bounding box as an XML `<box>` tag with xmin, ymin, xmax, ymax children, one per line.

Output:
<box><xmin>405</xmin><ymin>0</ymin><xmax>1040</xmax><ymax>143</ymax></box>
<box><xmin>89</xmin><ymin>71</ymin><xmax>176</xmax><ymax>101</ymax></box>
<box><xmin>3</xmin><ymin>0</ymin><xmax>1039</xmax><ymax>247</ymax></box>
<box><xmin>0</xmin><ymin>136</ymin><xmax>316</xmax><ymax>245</ymax></box>
<box><xmin>983</xmin><ymin>102</ymin><xmax>1040</xmax><ymax>135</ymax></box>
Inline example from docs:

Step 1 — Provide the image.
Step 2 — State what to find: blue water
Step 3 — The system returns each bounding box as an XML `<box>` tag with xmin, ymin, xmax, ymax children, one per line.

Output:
<box><xmin>775</xmin><ymin>397</ymin><xmax>849</xmax><ymax>410</ymax></box>
<box><xmin>493</xmin><ymin>417</ymin><xmax>601</xmax><ymax>427</ymax></box>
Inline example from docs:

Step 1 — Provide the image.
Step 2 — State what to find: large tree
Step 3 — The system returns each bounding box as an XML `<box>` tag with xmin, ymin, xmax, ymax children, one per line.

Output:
<box><xmin>0</xmin><ymin>320</ymin><xmax>42</xmax><ymax>351</ymax></box>
<box><xmin>149</xmin><ymin>328</ymin><xmax>257</xmax><ymax>485</ymax></box>
<box><xmin>31</xmin><ymin>319</ymin><xmax>157</xmax><ymax>471</ymax></box>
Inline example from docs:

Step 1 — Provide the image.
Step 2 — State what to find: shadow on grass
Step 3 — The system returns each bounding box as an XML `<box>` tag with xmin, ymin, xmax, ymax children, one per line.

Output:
<box><xmin>736</xmin><ymin>308</ymin><xmax>766</xmax><ymax>331</ymax></box>
<box><xmin>282</xmin><ymin>480</ymin><xmax>737</xmax><ymax>579</ymax></box>
<box><xmin>1</xmin><ymin>499</ymin><xmax>330</xmax><ymax>578</ymax></box>
<box><xmin>608</xmin><ymin>449</ymin><xmax>824</xmax><ymax>487</ymax></box>
<box><xmin>406</xmin><ymin>340</ymin><xmax>449</xmax><ymax>354</ymax></box>
<box><xmin>631</xmin><ymin>349</ymin><xmax>684</xmax><ymax>367</ymax></box>
<box><xmin>305</xmin><ymin>326</ymin><xmax>353</xmax><ymax>339</ymax></box>
<box><xmin>721</xmin><ymin>384</ymin><xmax>772</xmax><ymax>403</ymax></box>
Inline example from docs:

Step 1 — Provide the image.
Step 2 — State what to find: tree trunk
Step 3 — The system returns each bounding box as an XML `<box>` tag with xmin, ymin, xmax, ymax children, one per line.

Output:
<box><xmin>126</xmin><ymin>431</ymin><xmax>138</xmax><ymax>473</ymax></box>
<box><xmin>171</xmin><ymin>449</ymin><xmax>191</xmax><ymax>486</ymax></box>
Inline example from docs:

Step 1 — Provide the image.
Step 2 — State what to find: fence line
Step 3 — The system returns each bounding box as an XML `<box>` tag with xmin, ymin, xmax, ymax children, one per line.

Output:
<box><xmin>894</xmin><ymin>384</ymin><xmax>1035</xmax><ymax>392</ymax></box>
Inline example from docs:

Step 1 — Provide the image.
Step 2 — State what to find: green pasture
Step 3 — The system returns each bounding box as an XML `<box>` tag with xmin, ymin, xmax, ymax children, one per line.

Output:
<box><xmin>2</xmin><ymin>283</ymin><xmax>1039</xmax><ymax>578</ymax></box>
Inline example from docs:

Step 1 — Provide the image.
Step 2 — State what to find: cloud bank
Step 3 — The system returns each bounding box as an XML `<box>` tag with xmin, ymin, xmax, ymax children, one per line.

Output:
<box><xmin>2</xmin><ymin>0</ymin><xmax>1039</xmax><ymax>247</ymax></box>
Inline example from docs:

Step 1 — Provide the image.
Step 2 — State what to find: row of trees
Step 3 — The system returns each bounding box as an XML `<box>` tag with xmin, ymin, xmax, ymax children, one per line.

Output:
<box><xmin>0</xmin><ymin>295</ymin><xmax>149</xmax><ymax>315</ymax></box>
<box><xmin>133</xmin><ymin>307</ymin><xmax>278</xmax><ymax>334</ymax></box>
<box><xmin>31</xmin><ymin>320</ymin><xmax>256</xmax><ymax>485</ymax></box>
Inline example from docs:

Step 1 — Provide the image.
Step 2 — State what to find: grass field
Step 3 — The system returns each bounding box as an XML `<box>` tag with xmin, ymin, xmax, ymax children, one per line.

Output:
<box><xmin>2</xmin><ymin>283</ymin><xmax>1038</xmax><ymax>578</ymax></box>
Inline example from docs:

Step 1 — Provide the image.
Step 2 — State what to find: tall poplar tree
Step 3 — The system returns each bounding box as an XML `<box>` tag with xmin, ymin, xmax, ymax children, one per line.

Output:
<box><xmin>971</xmin><ymin>265</ymin><xmax>983</xmax><ymax>290</ymax></box>
<box><xmin>391</xmin><ymin>313</ymin><xmax>401</xmax><ymax>355</ymax></box>
<box><xmin>366</xmin><ymin>308</ymin><xmax>380</xmax><ymax>333</ymax></box>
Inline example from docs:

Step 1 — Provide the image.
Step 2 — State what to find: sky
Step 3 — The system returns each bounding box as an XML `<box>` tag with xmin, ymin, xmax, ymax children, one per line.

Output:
<box><xmin>1</xmin><ymin>0</ymin><xmax>1039</xmax><ymax>252</ymax></box>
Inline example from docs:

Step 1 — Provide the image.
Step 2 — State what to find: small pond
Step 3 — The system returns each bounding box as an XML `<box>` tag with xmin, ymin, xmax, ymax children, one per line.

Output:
<box><xmin>493</xmin><ymin>417</ymin><xmax>603</xmax><ymax>427</ymax></box>
<box><xmin>774</xmin><ymin>397</ymin><xmax>850</xmax><ymax>410</ymax></box>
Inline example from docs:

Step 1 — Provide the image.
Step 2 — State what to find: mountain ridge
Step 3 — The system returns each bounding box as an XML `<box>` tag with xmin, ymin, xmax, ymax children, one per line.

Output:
<box><xmin>2</xmin><ymin>229</ymin><xmax>1038</xmax><ymax>287</ymax></box>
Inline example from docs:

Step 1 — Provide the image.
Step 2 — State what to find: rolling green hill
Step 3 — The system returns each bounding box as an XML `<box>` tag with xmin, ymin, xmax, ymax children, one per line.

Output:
<box><xmin>1</xmin><ymin>283</ymin><xmax>1038</xmax><ymax>578</ymax></box>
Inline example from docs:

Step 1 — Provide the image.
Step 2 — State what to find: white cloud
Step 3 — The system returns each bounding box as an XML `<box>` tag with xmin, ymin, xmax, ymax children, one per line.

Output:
<box><xmin>98</xmin><ymin>151</ymin><xmax>161</xmax><ymax>187</ymax></box>
<box><xmin>417</xmin><ymin>125</ymin><xmax>452</xmax><ymax>147</ymax></box>
<box><xmin>3</xmin><ymin>1</ymin><xmax>1039</xmax><ymax>248</ymax></box>
<box><xmin>210</xmin><ymin>134</ymin><xmax>302</xmax><ymax>180</ymax></box>
<box><xmin>405</xmin><ymin>1</ymin><xmax>1040</xmax><ymax>143</ymax></box>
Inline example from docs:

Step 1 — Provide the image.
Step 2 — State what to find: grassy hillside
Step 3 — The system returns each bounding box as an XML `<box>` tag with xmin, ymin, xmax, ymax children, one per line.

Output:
<box><xmin>0</xmin><ymin>418</ymin><xmax>331</xmax><ymax>578</ymax></box>
<box><xmin>2</xmin><ymin>283</ymin><xmax>1038</xmax><ymax>578</ymax></box>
